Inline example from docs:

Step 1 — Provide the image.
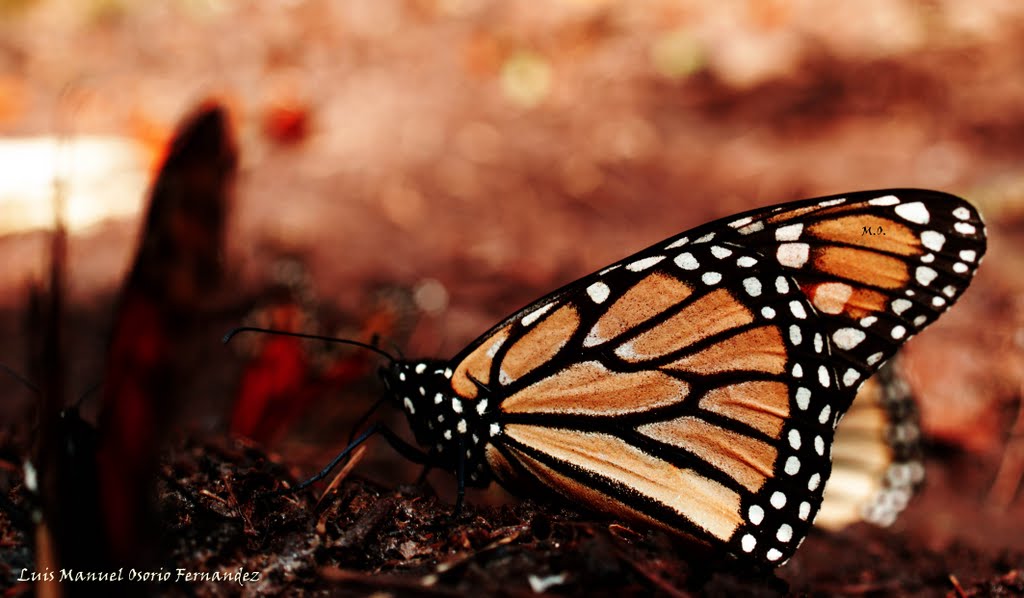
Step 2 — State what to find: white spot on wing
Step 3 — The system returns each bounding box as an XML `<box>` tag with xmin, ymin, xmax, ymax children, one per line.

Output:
<box><xmin>665</xmin><ymin>237</ymin><xmax>689</xmax><ymax>249</ymax></box>
<box><xmin>702</xmin><ymin>271</ymin><xmax>723</xmax><ymax>285</ymax></box>
<box><xmin>955</xmin><ymin>221</ymin><xmax>977</xmax><ymax>235</ymax></box>
<box><xmin>808</xmin><ymin>473</ymin><xmax>821</xmax><ymax>490</ymax></box>
<box><xmin>894</xmin><ymin>202</ymin><xmax>930</xmax><ymax>224</ymax></box>
<box><xmin>818</xmin><ymin>365</ymin><xmax>830</xmax><ymax>388</ymax></box>
<box><xmin>785</xmin><ymin>456</ymin><xmax>801</xmax><ymax>475</ymax></box>
<box><xmin>586</xmin><ymin>282</ymin><xmax>611</xmax><ymax>304</ymax></box>
<box><xmin>953</xmin><ymin>206</ymin><xmax>971</xmax><ymax>220</ymax></box>
<box><xmin>960</xmin><ymin>249</ymin><xmax>976</xmax><ymax>262</ymax></box>
<box><xmin>775</xmin><ymin>223</ymin><xmax>804</xmax><ymax>241</ymax></box>
<box><xmin>921</xmin><ymin>230</ymin><xmax>945</xmax><ymax>251</ymax></box>
<box><xmin>818</xmin><ymin>198</ymin><xmax>845</xmax><ymax>207</ymax></box>
<box><xmin>915</xmin><ymin>266</ymin><xmax>938</xmax><ymax>286</ymax></box>
<box><xmin>583</xmin><ymin>328</ymin><xmax>606</xmax><ymax>347</ymax></box>
<box><xmin>521</xmin><ymin>303</ymin><xmax>553</xmax><ymax>326</ymax></box>
<box><xmin>738</xmin><ymin>221</ymin><xmax>765</xmax><ymax>235</ymax></box>
<box><xmin>868</xmin><ymin>195</ymin><xmax>899</xmax><ymax>206</ymax></box>
<box><xmin>614</xmin><ymin>342</ymin><xmax>639</xmax><ymax>360</ymax></box>
<box><xmin>743</xmin><ymin>277</ymin><xmax>762</xmax><ymax>297</ymax></box>
<box><xmin>891</xmin><ymin>298</ymin><xmax>912</xmax><ymax>315</ymax></box>
<box><xmin>626</xmin><ymin>255</ymin><xmax>665</xmax><ymax>272</ymax></box>
<box><xmin>674</xmin><ymin>252</ymin><xmax>699</xmax><ymax>270</ymax></box>
<box><xmin>737</xmin><ymin>256</ymin><xmax>757</xmax><ymax>268</ymax></box>
<box><xmin>711</xmin><ymin>245</ymin><xmax>733</xmax><ymax>259</ymax></box>
<box><xmin>796</xmin><ymin>387</ymin><xmax>811</xmax><ymax>410</ymax></box>
<box><xmin>749</xmin><ymin>505</ymin><xmax>764</xmax><ymax>525</ymax></box>
<box><xmin>777</xmin><ymin>243</ymin><xmax>810</xmax><ymax>268</ymax></box>
<box><xmin>833</xmin><ymin>328</ymin><xmax>865</xmax><ymax>350</ymax></box>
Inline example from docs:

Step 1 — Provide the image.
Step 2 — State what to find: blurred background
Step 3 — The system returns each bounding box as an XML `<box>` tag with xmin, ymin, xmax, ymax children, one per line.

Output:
<box><xmin>1</xmin><ymin>0</ymin><xmax>1022</xmax><ymax>593</ymax></box>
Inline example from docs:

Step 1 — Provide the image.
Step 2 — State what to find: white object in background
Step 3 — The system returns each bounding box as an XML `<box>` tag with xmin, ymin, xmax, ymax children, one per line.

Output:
<box><xmin>0</xmin><ymin>135</ymin><xmax>149</xmax><ymax>236</ymax></box>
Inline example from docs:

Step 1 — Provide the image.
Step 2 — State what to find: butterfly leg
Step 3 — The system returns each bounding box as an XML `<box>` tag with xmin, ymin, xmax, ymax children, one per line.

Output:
<box><xmin>376</xmin><ymin>425</ymin><xmax>432</xmax><ymax>465</ymax></box>
<box><xmin>415</xmin><ymin>464</ymin><xmax>434</xmax><ymax>485</ymax></box>
<box><xmin>279</xmin><ymin>423</ymin><xmax>430</xmax><ymax>495</ymax></box>
<box><xmin>347</xmin><ymin>396</ymin><xmax>387</xmax><ymax>444</ymax></box>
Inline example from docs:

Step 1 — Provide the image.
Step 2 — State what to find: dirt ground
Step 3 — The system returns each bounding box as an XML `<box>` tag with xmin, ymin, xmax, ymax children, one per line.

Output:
<box><xmin>1</xmin><ymin>1</ymin><xmax>1023</xmax><ymax>596</ymax></box>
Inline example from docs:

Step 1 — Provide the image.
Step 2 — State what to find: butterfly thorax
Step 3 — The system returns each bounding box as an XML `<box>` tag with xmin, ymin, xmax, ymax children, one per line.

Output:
<box><xmin>382</xmin><ymin>360</ymin><xmax>498</xmax><ymax>487</ymax></box>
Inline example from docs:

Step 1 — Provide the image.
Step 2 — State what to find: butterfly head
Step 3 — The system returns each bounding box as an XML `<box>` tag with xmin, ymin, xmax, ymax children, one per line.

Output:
<box><xmin>381</xmin><ymin>360</ymin><xmax>497</xmax><ymax>486</ymax></box>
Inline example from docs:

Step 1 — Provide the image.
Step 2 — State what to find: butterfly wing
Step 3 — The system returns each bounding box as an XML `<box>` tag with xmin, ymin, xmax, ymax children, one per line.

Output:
<box><xmin>816</xmin><ymin>356</ymin><xmax>923</xmax><ymax>530</ymax></box>
<box><xmin>97</xmin><ymin>102</ymin><xmax>235</xmax><ymax>564</ymax></box>
<box><xmin>709</xmin><ymin>189</ymin><xmax>985</xmax><ymax>395</ymax></box>
<box><xmin>443</xmin><ymin>189</ymin><xmax>984</xmax><ymax>567</ymax></box>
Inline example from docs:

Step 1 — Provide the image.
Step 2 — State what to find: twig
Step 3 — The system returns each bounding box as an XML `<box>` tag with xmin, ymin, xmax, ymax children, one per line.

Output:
<box><xmin>948</xmin><ymin>573</ymin><xmax>967</xmax><ymax>598</ymax></box>
<box><xmin>314</xmin><ymin>444</ymin><xmax>367</xmax><ymax>510</ymax></box>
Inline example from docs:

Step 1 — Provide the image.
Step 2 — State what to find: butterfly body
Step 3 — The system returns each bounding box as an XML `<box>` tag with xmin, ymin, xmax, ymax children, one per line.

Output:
<box><xmin>385</xmin><ymin>360</ymin><xmax>496</xmax><ymax>487</ymax></box>
<box><xmin>344</xmin><ymin>189</ymin><xmax>985</xmax><ymax>569</ymax></box>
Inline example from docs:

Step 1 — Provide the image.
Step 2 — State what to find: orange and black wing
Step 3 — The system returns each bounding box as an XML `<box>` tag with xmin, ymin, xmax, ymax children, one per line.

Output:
<box><xmin>443</xmin><ymin>189</ymin><xmax>983</xmax><ymax>567</ymax></box>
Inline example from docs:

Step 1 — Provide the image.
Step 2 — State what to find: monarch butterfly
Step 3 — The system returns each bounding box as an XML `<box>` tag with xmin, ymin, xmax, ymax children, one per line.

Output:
<box><xmin>233</xmin><ymin>188</ymin><xmax>985</xmax><ymax>569</ymax></box>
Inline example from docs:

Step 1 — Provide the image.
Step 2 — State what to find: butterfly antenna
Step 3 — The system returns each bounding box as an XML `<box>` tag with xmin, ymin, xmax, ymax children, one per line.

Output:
<box><xmin>222</xmin><ymin>326</ymin><xmax>397</xmax><ymax>363</ymax></box>
<box><xmin>0</xmin><ymin>364</ymin><xmax>40</xmax><ymax>395</ymax></box>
